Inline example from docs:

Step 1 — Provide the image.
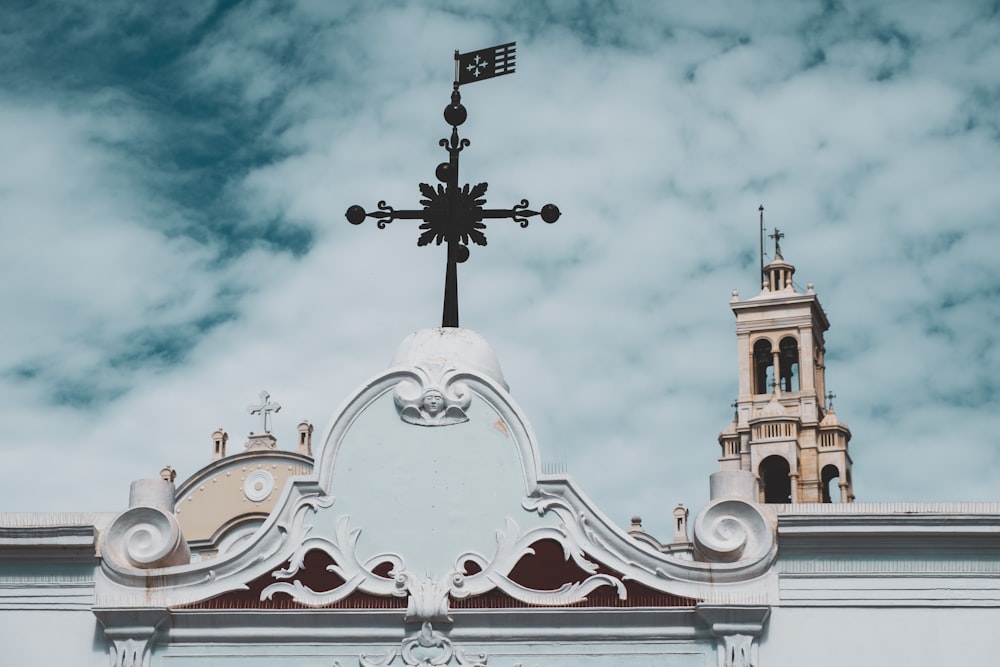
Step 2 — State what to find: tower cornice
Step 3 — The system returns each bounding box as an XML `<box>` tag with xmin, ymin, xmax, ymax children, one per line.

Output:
<box><xmin>732</xmin><ymin>295</ymin><xmax>830</xmax><ymax>333</ymax></box>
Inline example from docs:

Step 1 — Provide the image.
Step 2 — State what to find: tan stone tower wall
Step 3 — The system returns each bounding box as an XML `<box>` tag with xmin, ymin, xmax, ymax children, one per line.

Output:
<box><xmin>718</xmin><ymin>250</ymin><xmax>854</xmax><ymax>504</ymax></box>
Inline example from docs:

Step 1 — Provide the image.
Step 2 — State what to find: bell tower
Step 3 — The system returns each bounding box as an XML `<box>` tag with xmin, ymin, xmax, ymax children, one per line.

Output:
<box><xmin>717</xmin><ymin>227</ymin><xmax>855</xmax><ymax>504</ymax></box>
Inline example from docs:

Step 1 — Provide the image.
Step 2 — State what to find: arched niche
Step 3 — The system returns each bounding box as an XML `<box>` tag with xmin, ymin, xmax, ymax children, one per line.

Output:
<box><xmin>753</xmin><ymin>339</ymin><xmax>773</xmax><ymax>395</ymax></box>
<box><xmin>759</xmin><ymin>455</ymin><xmax>791</xmax><ymax>504</ymax></box>
<box><xmin>778</xmin><ymin>336</ymin><xmax>799</xmax><ymax>393</ymax></box>
<box><xmin>821</xmin><ymin>464</ymin><xmax>841</xmax><ymax>503</ymax></box>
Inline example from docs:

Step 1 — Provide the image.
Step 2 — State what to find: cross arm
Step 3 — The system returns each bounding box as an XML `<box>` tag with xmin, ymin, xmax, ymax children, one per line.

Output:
<box><xmin>480</xmin><ymin>200</ymin><xmax>560</xmax><ymax>228</ymax></box>
<box><xmin>346</xmin><ymin>202</ymin><xmax>428</xmax><ymax>229</ymax></box>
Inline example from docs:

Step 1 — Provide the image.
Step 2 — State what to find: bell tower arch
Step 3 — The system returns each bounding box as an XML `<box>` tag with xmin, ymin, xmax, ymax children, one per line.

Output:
<box><xmin>716</xmin><ymin>225</ymin><xmax>855</xmax><ymax>504</ymax></box>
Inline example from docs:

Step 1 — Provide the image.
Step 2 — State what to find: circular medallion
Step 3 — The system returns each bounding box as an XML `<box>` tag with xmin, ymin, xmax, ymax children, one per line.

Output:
<box><xmin>243</xmin><ymin>470</ymin><xmax>274</xmax><ymax>502</ymax></box>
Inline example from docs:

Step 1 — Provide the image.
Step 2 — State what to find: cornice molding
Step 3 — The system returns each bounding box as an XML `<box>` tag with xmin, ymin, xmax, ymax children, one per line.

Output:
<box><xmin>167</xmin><ymin>606</ymin><xmax>711</xmax><ymax>644</ymax></box>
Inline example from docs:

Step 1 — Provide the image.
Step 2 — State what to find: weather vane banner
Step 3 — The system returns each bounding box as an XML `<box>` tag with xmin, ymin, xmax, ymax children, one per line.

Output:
<box><xmin>456</xmin><ymin>42</ymin><xmax>516</xmax><ymax>86</ymax></box>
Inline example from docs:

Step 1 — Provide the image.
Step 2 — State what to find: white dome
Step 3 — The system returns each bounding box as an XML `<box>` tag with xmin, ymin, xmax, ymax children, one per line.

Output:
<box><xmin>390</xmin><ymin>328</ymin><xmax>508</xmax><ymax>390</ymax></box>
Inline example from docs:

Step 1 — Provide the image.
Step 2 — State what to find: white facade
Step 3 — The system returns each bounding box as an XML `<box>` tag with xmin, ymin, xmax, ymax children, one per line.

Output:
<box><xmin>2</xmin><ymin>324</ymin><xmax>999</xmax><ymax>666</ymax></box>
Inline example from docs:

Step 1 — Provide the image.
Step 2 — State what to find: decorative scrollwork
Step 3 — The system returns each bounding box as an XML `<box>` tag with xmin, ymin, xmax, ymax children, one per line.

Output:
<box><xmin>375</xmin><ymin>201</ymin><xmax>396</xmax><ymax>229</ymax></box>
<box><xmin>439</xmin><ymin>135</ymin><xmax>471</xmax><ymax>155</ymax></box>
<box><xmin>522</xmin><ymin>489</ymin><xmax>573</xmax><ymax>517</ymax></box>
<box><xmin>692</xmin><ymin>498</ymin><xmax>772</xmax><ymax>564</ymax></box>
<box><xmin>260</xmin><ymin>509</ymin><xmax>625</xmax><ymax>621</ymax></box>
<box><xmin>505</xmin><ymin>200</ymin><xmax>560</xmax><ymax>228</ymax></box>
<box><xmin>261</xmin><ymin>515</ymin><xmax>406</xmax><ymax>606</ymax></box>
<box><xmin>104</xmin><ymin>506</ymin><xmax>190</xmax><ymax>569</ymax></box>
<box><xmin>449</xmin><ymin>517</ymin><xmax>626</xmax><ymax>608</ymax></box>
<box><xmin>360</xmin><ymin>622</ymin><xmax>487</xmax><ymax>667</ymax></box>
<box><xmin>511</xmin><ymin>199</ymin><xmax>532</xmax><ymax>228</ymax></box>
<box><xmin>345</xmin><ymin>201</ymin><xmax>408</xmax><ymax>229</ymax></box>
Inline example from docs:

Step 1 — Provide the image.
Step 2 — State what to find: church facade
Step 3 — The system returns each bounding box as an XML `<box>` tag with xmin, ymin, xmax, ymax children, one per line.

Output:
<box><xmin>3</xmin><ymin>254</ymin><xmax>1000</xmax><ymax>667</ymax></box>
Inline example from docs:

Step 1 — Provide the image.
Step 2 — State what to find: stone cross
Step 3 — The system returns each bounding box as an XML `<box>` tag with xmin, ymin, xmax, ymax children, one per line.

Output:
<box><xmin>248</xmin><ymin>390</ymin><xmax>281</xmax><ymax>434</ymax></box>
<box><xmin>769</xmin><ymin>228</ymin><xmax>785</xmax><ymax>258</ymax></box>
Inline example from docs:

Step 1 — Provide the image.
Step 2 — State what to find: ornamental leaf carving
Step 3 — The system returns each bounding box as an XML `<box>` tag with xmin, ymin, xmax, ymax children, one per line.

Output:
<box><xmin>359</xmin><ymin>622</ymin><xmax>487</xmax><ymax>667</ymax></box>
<box><xmin>415</xmin><ymin>182</ymin><xmax>489</xmax><ymax>249</ymax></box>
<box><xmin>418</xmin><ymin>182</ymin><xmax>439</xmax><ymax>202</ymax></box>
<box><xmin>261</xmin><ymin>516</ymin><xmax>406</xmax><ymax>606</ymax></box>
<box><xmin>259</xmin><ymin>513</ymin><xmax>626</xmax><ymax>620</ymax></box>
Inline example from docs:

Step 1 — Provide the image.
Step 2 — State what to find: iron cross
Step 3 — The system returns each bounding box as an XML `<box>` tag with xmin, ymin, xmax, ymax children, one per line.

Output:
<box><xmin>346</xmin><ymin>85</ymin><xmax>560</xmax><ymax>328</ymax></box>
<box><xmin>248</xmin><ymin>390</ymin><xmax>281</xmax><ymax>434</ymax></box>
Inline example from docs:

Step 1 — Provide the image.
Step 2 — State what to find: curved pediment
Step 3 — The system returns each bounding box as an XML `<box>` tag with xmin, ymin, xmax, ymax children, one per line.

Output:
<box><xmin>97</xmin><ymin>328</ymin><xmax>775</xmax><ymax>614</ymax></box>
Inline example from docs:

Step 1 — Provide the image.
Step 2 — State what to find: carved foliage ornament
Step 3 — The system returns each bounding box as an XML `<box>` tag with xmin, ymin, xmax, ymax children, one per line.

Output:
<box><xmin>334</xmin><ymin>622</ymin><xmax>487</xmax><ymax>667</ymax></box>
<box><xmin>109</xmin><ymin>639</ymin><xmax>152</xmax><ymax>667</ymax></box>
<box><xmin>722</xmin><ymin>634</ymin><xmax>754</xmax><ymax>667</ymax></box>
<box><xmin>95</xmin><ymin>608</ymin><xmax>169</xmax><ymax>667</ymax></box>
<box><xmin>393</xmin><ymin>363</ymin><xmax>471</xmax><ymax>427</ymax></box>
<box><xmin>260</xmin><ymin>514</ymin><xmax>625</xmax><ymax>620</ymax></box>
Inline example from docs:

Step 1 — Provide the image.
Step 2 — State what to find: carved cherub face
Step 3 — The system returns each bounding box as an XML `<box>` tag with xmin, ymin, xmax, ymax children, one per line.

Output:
<box><xmin>422</xmin><ymin>390</ymin><xmax>445</xmax><ymax>415</ymax></box>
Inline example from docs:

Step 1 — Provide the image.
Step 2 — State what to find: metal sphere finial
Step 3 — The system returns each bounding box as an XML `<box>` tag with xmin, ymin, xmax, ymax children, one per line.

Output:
<box><xmin>346</xmin><ymin>205</ymin><xmax>366</xmax><ymax>225</ymax></box>
<box><xmin>540</xmin><ymin>204</ymin><xmax>561</xmax><ymax>223</ymax></box>
<box><xmin>435</xmin><ymin>162</ymin><xmax>450</xmax><ymax>183</ymax></box>
<box><xmin>444</xmin><ymin>103</ymin><xmax>467</xmax><ymax>126</ymax></box>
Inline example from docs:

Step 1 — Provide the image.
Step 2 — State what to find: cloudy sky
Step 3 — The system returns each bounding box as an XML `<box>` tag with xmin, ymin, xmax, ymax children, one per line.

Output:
<box><xmin>1</xmin><ymin>1</ymin><xmax>998</xmax><ymax>537</ymax></box>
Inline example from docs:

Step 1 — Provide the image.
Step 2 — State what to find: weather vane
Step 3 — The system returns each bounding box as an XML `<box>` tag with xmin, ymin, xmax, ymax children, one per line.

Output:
<box><xmin>346</xmin><ymin>42</ymin><xmax>561</xmax><ymax>328</ymax></box>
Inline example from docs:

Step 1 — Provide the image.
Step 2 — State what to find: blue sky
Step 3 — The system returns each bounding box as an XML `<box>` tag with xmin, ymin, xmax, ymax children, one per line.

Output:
<box><xmin>1</xmin><ymin>1</ymin><xmax>998</xmax><ymax>536</ymax></box>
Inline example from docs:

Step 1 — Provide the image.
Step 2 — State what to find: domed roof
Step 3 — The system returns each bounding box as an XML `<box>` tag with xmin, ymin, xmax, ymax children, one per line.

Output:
<box><xmin>820</xmin><ymin>406</ymin><xmax>851</xmax><ymax>436</ymax></box>
<box><xmin>820</xmin><ymin>406</ymin><xmax>841</xmax><ymax>427</ymax></box>
<box><xmin>391</xmin><ymin>327</ymin><xmax>508</xmax><ymax>390</ymax></box>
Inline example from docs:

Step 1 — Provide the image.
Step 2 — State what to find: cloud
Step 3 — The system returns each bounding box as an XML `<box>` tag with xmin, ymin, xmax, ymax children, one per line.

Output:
<box><xmin>0</xmin><ymin>1</ymin><xmax>998</xmax><ymax>538</ymax></box>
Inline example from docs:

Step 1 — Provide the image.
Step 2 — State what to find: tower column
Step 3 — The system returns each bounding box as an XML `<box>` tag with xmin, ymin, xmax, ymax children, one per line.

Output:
<box><xmin>816</xmin><ymin>348</ymin><xmax>826</xmax><ymax>407</ymax></box>
<box><xmin>736</xmin><ymin>332</ymin><xmax>752</xmax><ymax>398</ymax></box>
<box><xmin>771</xmin><ymin>351</ymin><xmax>781</xmax><ymax>395</ymax></box>
<box><xmin>799</xmin><ymin>328</ymin><xmax>815</xmax><ymax>393</ymax></box>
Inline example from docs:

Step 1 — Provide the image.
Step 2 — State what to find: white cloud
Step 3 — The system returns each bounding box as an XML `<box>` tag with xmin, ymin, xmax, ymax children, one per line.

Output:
<box><xmin>0</xmin><ymin>1</ymin><xmax>998</xmax><ymax>536</ymax></box>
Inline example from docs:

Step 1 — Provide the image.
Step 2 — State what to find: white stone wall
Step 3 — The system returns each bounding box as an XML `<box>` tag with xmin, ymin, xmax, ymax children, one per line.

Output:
<box><xmin>761</xmin><ymin>606</ymin><xmax>996</xmax><ymax>666</ymax></box>
<box><xmin>0</xmin><ymin>608</ymin><xmax>106</xmax><ymax>666</ymax></box>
